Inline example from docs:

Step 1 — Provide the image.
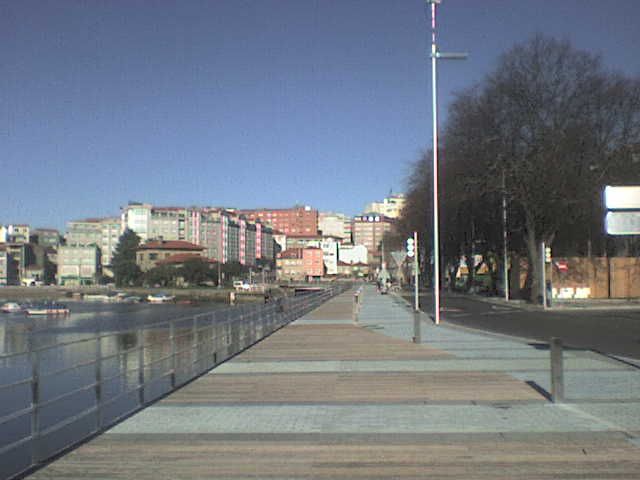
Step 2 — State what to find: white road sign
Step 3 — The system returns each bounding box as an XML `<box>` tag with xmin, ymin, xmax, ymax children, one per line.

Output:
<box><xmin>604</xmin><ymin>186</ymin><xmax>640</xmax><ymax>210</ymax></box>
<box><xmin>605</xmin><ymin>211</ymin><xmax>640</xmax><ymax>235</ymax></box>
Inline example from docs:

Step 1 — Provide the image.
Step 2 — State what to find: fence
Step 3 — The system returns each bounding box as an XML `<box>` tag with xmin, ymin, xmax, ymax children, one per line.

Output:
<box><xmin>0</xmin><ymin>284</ymin><xmax>348</xmax><ymax>480</ymax></box>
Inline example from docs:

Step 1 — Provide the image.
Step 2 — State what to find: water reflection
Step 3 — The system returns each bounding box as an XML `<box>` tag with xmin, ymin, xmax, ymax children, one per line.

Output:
<box><xmin>0</xmin><ymin>301</ymin><xmax>225</xmax><ymax>480</ymax></box>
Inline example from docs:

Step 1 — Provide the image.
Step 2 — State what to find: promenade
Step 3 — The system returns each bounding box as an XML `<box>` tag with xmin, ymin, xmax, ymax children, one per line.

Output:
<box><xmin>31</xmin><ymin>285</ymin><xmax>640</xmax><ymax>479</ymax></box>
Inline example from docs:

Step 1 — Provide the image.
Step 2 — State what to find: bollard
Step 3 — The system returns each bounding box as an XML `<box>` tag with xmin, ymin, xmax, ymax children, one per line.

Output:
<box><xmin>353</xmin><ymin>292</ymin><xmax>359</xmax><ymax>324</ymax></box>
<box><xmin>413</xmin><ymin>310</ymin><xmax>421</xmax><ymax>344</ymax></box>
<box><xmin>550</xmin><ymin>337</ymin><xmax>565</xmax><ymax>403</ymax></box>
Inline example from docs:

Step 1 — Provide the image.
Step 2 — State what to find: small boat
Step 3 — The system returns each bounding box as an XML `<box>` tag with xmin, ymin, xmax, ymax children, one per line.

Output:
<box><xmin>1</xmin><ymin>302</ymin><xmax>23</xmax><ymax>313</ymax></box>
<box><xmin>120</xmin><ymin>295</ymin><xmax>141</xmax><ymax>304</ymax></box>
<box><xmin>147</xmin><ymin>293</ymin><xmax>175</xmax><ymax>304</ymax></box>
<box><xmin>83</xmin><ymin>294</ymin><xmax>112</xmax><ymax>302</ymax></box>
<box><xmin>26</xmin><ymin>303</ymin><xmax>70</xmax><ymax>316</ymax></box>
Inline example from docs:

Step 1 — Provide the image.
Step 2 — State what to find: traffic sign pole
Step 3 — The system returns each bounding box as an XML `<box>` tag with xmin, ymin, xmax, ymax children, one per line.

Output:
<box><xmin>414</xmin><ymin>231</ymin><xmax>419</xmax><ymax>312</ymax></box>
<box><xmin>541</xmin><ymin>241</ymin><xmax>547</xmax><ymax>310</ymax></box>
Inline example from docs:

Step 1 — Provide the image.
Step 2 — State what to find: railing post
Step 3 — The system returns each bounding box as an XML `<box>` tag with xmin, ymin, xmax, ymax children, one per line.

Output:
<box><xmin>550</xmin><ymin>337</ymin><xmax>565</xmax><ymax>403</ymax></box>
<box><xmin>137</xmin><ymin>329</ymin><xmax>145</xmax><ymax>406</ymax></box>
<box><xmin>211</xmin><ymin>314</ymin><xmax>217</xmax><ymax>366</ymax></box>
<box><xmin>192</xmin><ymin>315</ymin><xmax>199</xmax><ymax>374</ymax></box>
<box><xmin>413</xmin><ymin>311</ymin><xmax>421</xmax><ymax>344</ymax></box>
<box><xmin>29</xmin><ymin>345</ymin><xmax>41</xmax><ymax>465</ymax></box>
<box><xmin>169</xmin><ymin>320</ymin><xmax>176</xmax><ymax>388</ymax></box>
<box><xmin>95</xmin><ymin>335</ymin><xmax>102</xmax><ymax>430</ymax></box>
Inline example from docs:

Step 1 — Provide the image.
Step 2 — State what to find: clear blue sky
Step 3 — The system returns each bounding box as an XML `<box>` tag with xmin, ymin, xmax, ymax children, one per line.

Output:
<box><xmin>2</xmin><ymin>0</ymin><xmax>639</xmax><ymax>230</ymax></box>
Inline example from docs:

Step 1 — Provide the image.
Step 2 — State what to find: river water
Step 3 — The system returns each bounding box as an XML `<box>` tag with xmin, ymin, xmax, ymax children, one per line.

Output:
<box><xmin>0</xmin><ymin>300</ymin><xmax>227</xmax><ymax>480</ymax></box>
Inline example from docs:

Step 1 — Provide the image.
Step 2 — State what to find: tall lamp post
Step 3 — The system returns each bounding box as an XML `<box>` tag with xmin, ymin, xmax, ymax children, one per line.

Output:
<box><xmin>428</xmin><ymin>0</ymin><xmax>467</xmax><ymax>325</ymax></box>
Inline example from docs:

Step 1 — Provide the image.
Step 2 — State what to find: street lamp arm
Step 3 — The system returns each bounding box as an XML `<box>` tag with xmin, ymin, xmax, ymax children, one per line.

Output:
<box><xmin>433</xmin><ymin>52</ymin><xmax>469</xmax><ymax>60</ymax></box>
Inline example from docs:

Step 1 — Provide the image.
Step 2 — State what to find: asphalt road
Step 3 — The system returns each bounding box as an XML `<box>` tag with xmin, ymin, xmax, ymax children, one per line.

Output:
<box><xmin>410</xmin><ymin>292</ymin><xmax>640</xmax><ymax>360</ymax></box>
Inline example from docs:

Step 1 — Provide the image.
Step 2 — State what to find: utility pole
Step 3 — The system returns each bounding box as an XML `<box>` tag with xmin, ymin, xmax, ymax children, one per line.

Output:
<box><xmin>502</xmin><ymin>169</ymin><xmax>509</xmax><ymax>301</ymax></box>
<box><xmin>427</xmin><ymin>0</ymin><xmax>467</xmax><ymax>325</ymax></box>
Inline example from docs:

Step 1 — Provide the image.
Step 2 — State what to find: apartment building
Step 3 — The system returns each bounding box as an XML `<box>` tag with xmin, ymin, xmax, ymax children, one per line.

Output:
<box><xmin>364</xmin><ymin>193</ymin><xmax>406</xmax><ymax>219</ymax></box>
<box><xmin>321</xmin><ymin>238</ymin><xmax>340</xmax><ymax>275</ymax></box>
<box><xmin>238</xmin><ymin>217</ymin><xmax>256</xmax><ymax>267</ymax></box>
<box><xmin>126</xmin><ymin>204</ymin><xmax>274</xmax><ymax>267</ymax></box>
<box><xmin>352</xmin><ymin>214</ymin><xmax>394</xmax><ymax>265</ymax></box>
<box><xmin>188</xmin><ymin>209</ymin><xmax>239</xmax><ymax>264</ymax></box>
<box><xmin>57</xmin><ymin>245</ymin><xmax>101</xmax><ymax>286</ymax></box>
<box><xmin>238</xmin><ymin>206</ymin><xmax>318</xmax><ymax>236</ymax></box>
<box><xmin>0</xmin><ymin>224</ymin><xmax>30</xmax><ymax>244</ymax></box>
<box><xmin>318</xmin><ymin>212</ymin><xmax>352</xmax><ymax>242</ymax></box>
<box><xmin>255</xmin><ymin>221</ymin><xmax>275</xmax><ymax>264</ymax></box>
<box><xmin>121</xmin><ymin>203</ymin><xmax>188</xmax><ymax>242</ymax></box>
<box><xmin>3</xmin><ymin>243</ymin><xmax>35</xmax><ymax>282</ymax></box>
<box><xmin>276</xmin><ymin>247</ymin><xmax>324</xmax><ymax>282</ymax></box>
<box><xmin>0</xmin><ymin>247</ymin><xmax>18</xmax><ymax>285</ymax></box>
<box><xmin>30</xmin><ymin>228</ymin><xmax>61</xmax><ymax>248</ymax></box>
<box><xmin>66</xmin><ymin>217</ymin><xmax>120</xmax><ymax>265</ymax></box>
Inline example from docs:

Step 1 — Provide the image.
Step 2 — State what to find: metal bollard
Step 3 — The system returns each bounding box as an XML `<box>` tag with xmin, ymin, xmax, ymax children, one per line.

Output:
<box><xmin>550</xmin><ymin>337</ymin><xmax>565</xmax><ymax>403</ymax></box>
<box><xmin>413</xmin><ymin>311</ymin><xmax>421</xmax><ymax>344</ymax></box>
<box><xmin>353</xmin><ymin>292</ymin><xmax>359</xmax><ymax>324</ymax></box>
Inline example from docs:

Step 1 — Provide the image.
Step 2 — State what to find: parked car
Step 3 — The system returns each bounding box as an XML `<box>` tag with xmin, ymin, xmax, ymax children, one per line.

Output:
<box><xmin>233</xmin><ymin>281</ymin><xmax>251</xmax><ymax>291</ymax></box>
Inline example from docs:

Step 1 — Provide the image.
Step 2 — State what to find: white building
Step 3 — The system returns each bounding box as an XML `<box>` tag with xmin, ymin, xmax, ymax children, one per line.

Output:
<box><xmin>320</xmin><ymin>238</ymin><xmax>340</xmax><ymax>275</ymax></box>
<box><xmin>121</xmin><ymin>203</ymin><xmax>187</xmax><ymax>242</ymax></box>
<box><xmin>364</xmin><ymin>193</ymin><xmax>406</xmax><ymax>219</ymax></box>
<box><xmin>338</xmin><ymin>244</ymin><xmax>369</xmax><ymax>265</ymax></box>
<box><xmin>318</xmin><ymin>212</ymin><xmax>352</xmax><ymax>242</ymax></box>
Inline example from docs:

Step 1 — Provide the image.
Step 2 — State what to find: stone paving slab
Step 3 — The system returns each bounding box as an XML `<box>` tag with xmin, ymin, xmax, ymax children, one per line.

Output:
<box><xmin>511</xmin><ymin>370</ymin><xmax>640</xmax><ymax>401</ymax></box>
<box><xmin>107</xmin><ymin>403</ymin><xmax>640</xmax><ymax>434</ymax></box>
<box><xmin>214</xmin><ymin>357</ymin><xmax>628</xmax><ymax>374</ymax></box>
<box><xmin>161</xmin><ymin>371</ymin><xmax>543</xmax><ymax>404</ymax></box>
<box><xmin>30</xmin><ymin>432</ymin><xmax>640</xmax><ymax>480</ymax></box>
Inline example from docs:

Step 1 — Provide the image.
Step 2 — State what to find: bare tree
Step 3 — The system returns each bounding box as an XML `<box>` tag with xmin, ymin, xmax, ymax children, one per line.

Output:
<box><xmin>406</xmin><ymin>35</ymin><xmax>640</xmax><ymax>301</ymax></box>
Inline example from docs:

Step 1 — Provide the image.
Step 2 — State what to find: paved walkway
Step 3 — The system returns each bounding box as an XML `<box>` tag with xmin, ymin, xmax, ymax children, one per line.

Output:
<box><xmin>31</xmin><ymin>285</ymin><xmax>640</xmax><ymax>479</ymax></box>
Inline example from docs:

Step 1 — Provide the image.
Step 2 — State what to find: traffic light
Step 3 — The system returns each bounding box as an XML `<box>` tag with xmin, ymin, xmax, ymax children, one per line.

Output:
<box><xmin>406</xmin><ymin>238</ymin><xmax>415</xmax><ymax>257</ymax></box>
<box><xmin>545</xmin><ymin>246</ymin><xmax>552</xmax><ymax>263</ymax></box>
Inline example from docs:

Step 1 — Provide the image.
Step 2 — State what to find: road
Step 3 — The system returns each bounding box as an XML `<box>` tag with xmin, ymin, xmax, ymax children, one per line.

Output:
<box><xmin>409</xmin><ymin>291</ymin><xmax>640</xmax><ymax>360</ymax></box>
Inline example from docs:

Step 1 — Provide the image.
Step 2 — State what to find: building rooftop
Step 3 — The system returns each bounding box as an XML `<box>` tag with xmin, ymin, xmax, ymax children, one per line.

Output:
<box><xmin>278</xmin><ymin>248</ymin><xmax>303</xmax><ymax>259</ymax></box>
<box><xmin>156</xmin><ymin>253</ymin><xmax>215</xmax><ymax>266</ymax></box>
<box><xmin>139</xmin><ymin>240</ymin><xmax>204</xmax><ymax>251</ymax></box>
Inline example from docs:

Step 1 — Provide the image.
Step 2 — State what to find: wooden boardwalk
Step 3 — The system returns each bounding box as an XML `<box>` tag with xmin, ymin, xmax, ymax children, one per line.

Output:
<box><xmin>30</xmin><ymin>289</ymin><xmax>640</xmax><ymax>479</ymax></box>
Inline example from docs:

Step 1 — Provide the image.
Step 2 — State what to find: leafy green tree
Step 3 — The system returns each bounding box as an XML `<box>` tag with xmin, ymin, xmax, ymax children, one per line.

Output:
<box><xmin>112</xmin><ymin>229</ymin><xmax>142</xmax><ymax>287</ymax></box>
<box><xmin>144</xmin><ymin>264</ymin><xmax>176</xmax><ymax>287</ymax></box>
<box><xmin>179</xmin><ymin>257</ymin><xmax>214</xmax><ymax>285</ymax></box>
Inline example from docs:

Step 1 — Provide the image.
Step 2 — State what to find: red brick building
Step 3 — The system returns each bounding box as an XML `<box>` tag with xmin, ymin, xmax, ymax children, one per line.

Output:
<box><xmin>238</xmin><ymin>206</ymin><xmax>318</xmax><ymax>237</ymax></box>
<box><xmin>352</xmin><ymin>214</ymin><xmax>395</xmax><ymax>266</ymax></box>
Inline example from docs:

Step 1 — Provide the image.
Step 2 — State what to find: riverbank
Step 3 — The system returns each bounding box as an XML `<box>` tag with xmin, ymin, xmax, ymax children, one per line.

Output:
<box><xmin>0</xmin><ymin>285</ymin><xmax>279</xmax><ymax>304</ymax></box>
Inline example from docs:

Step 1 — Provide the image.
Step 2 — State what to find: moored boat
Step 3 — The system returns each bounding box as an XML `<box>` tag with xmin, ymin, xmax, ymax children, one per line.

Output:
<box><xmin>26</xmin><ymin>303</ymin><xmax>70</xmax><ymax>316</ymax></box>
<box><xmin>147</xmin><ymin>293</ymin><xmax>175</xmax><ymax>304</ymax></box>
<box><xmin>1</xmin><ymin>302</ymin><xmax>23</xmax><ymax>313</ymax></box>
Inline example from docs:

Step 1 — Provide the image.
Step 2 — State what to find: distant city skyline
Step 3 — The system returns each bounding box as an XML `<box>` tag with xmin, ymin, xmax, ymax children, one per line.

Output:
<box><xmin>3</xmin><ymin>1</ymin><xmax>638</xmax><ymax>229</ymax></box>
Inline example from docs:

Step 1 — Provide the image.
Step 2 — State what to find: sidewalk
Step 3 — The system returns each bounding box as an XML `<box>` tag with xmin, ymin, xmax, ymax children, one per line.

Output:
<box><xmin>451</xmin><ymin>289</ymin><xmax>640</xmax><ymax>311</ymax></box>
<box><xmin>31</xmin><ymin>285</ymin><xmax>640</xmax><ymax>479</ymax></box>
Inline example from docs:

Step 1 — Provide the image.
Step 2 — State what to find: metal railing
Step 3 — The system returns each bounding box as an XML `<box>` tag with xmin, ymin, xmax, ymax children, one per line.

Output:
<box><xmin>0</xmin><ymin>284</ymin><xmax>348</xmax><ymax>480</ymax></box>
